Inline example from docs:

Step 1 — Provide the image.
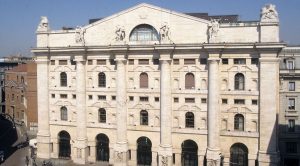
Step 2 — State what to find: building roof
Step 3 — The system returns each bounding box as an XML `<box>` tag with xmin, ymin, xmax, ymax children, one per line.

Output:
<box><xmin>185</xmin><ymin>13</ymin><xmax>239</xmax><ymax>23</ymax></box>
<box><xmin>6</xmin><ymin>64</ymin><xmax>27</xmax><ymax>72</ymax></box>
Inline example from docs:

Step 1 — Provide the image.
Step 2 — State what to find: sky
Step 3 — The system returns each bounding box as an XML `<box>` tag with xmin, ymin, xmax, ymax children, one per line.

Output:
<box><xmin>0</xmin><ymin>0</ymin><xmax>299</xmax><ymax>57</ymax></box>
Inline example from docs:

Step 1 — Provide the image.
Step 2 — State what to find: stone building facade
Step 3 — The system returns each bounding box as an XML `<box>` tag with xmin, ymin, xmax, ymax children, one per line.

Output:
<box><xmin>279</xmin><ymin>46</ymin><xmax>300</xmax><ymax>166</ymax></box>
<box><xmin>32</xmin><ymin>3</ymin><xmax>285</xmax><ymax>166</ymax></box>
<box><xmin>5</xmin><ymin>63</ymin><xmax>38</xmax><ymax>131</ymax></box>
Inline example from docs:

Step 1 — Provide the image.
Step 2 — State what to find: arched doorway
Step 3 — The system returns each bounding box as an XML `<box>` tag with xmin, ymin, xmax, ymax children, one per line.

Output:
<box><xmin>96</xmin><ymin>134</ymin><xmax>109</xmax><ymax>162</ymax></box>
<box><xmin>58</xmin><ymin>131</ymin><xmax>71</xmax><ymax>159</ymax></box>
<box><xmin>230</xmin><ymin>143</ymin><xmax>248</xmax><ymax>166</ymax></box>
<box><xmin>181</xmin><ymin>140</ymin><xmax>198</xmax><ymax>166</ymax></box>
<box><xmin>137</xmin><ymin>137</ymin><xmax>152</xmax><ymax>165</ymax></box>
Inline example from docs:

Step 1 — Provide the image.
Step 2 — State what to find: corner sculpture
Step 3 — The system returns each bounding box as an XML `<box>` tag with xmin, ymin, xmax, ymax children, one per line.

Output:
<box><xmin>159</xmin><ymin>22</ymin><xmax>171</xmax><ymax>43</ymax></box>
<box><xmin>37</xmin><ymin>16</ymin><xmax>49</xmax><ymax>32</ymax></box>
<box><xmin>75</xmin><ymin>26</ymin><xmax>85</xmax><ymax>44</ymax></box>
<box><xmin>115</xmin><ymin>25</ymin><xmax>126</xmax><ymax>41</ymax></box>
<box><xmin>208</xmin><ymin>19</ymin><xmax>220</xmax><ymax>43</ymax></box>
<box><xmin>260</xmin><ymin>4</ymin><xmax>279</xmax><ymax>22</ymax></box>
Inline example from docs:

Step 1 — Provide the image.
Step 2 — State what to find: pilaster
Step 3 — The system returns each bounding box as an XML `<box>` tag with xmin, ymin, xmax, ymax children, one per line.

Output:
<box><xmin>73</xmin><ymin>55</ymin><xmax>88</xmax><ymax>164</ymax></box>
<box><xmin>36</xmin><ymin>55</ymin><xmax>51</xmax><ymax>159</ymax></box>
<box><xmin>114</xmin><ymin>54</ymin><xmax>128</xmax><ymax>166</ymax></box>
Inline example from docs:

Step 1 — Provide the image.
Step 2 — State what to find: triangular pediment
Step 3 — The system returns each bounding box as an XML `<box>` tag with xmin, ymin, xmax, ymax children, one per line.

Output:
<box><xmin>226</xmin><ymin>106</ymin><xmax>253</xmax><ymax>113</ymax></box>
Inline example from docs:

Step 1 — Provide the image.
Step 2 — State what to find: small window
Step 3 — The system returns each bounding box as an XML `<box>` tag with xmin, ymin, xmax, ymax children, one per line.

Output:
<box><xmin>129</xmin><ymin>96</ymin><xmax>134</xmax><ymax>101</ymax></box>
<box><xmin>289</xmin><ymin>82</ymin><xmax>295</xmax><ymax>91</ymax></box>
<box><xmin>173</xmin><ymin>59</ymin><xmax>179</xmax><ymax>65</ymax></box>
<box><xmin>184</xmin><ymin>59</ymin><xmax>195</xmax><ymax>65</ymax></box>
<box><xmin>185</xmin><ymin>98</ymin><xmax>195</xmax><ymax>103</ymax></box>
<box><xmin>286</xmin><ymin>60</ymin><xmax>294</xmax><ymax>70</ymax></box>
<box><xmin>51</xmin><ymin>60</ymin><xmax>55</xmax><ymax>65</ymax></box>
<box><xmin>234</xmin><ymin>114</ymin><xmax>244</xmax><ymax>131</ymax></box>
<box><xmin>140</xmin><ymin>72</ymin><xmax>148</xmax><ymax>88</ymax></box>
<box><xmin>252</xmin><ymin>100</ymin><xmax>258</xmax><ymax>105</ymax></box>
<box><xmin>251</xmin><ymin>58</ymin><xmax>259</xmax><ymax>65</ymax></box>
<box><xmin>110</xmin><ymin>59</ymin><xmax>116</xmax><ymax>65</ymax></box>
<box><xmin>59</xmin><ymin>60</ymin><xmax>67</xmax><ymax>65</ymax></box>
<box><xmin>234</xmin><ymin>99</ymin><xmax>245</xmax><ymax>105</ymax></box>
<box><xmin>222</xmin><ymin>99</ymin><xmax>228</xmax><ymax>104</ymax></box>
<box><xmin>98</xmin><ymin>95</ymin><xmax>106</xmax><ymax>100</ymax></box>
<box><xmin>185</xmin><ymin>112</ymin><xmax>194</xmax><ymax>128</ymax></box>
<box><xmin>234</xmin><ymin>58</ymin><xmax>246</xmax><ymax>64</ymax></box>
<box><xmin>72</xmin><ymin>94</ymin><xmax>76</xmax><ymax>99</ymax></box>
<box><xmin>60</xmin><ymin>72</ymin><xmax>67</xmax><ymax>87</ymax></box>
<box><xmin>222</xmin><ymin>58</ymin><xmax>228</xmax><ymax>64</ymax></box>
<box><xmin>88</xmin><ymin>60</ymin><xmax>93</xmax><ymax>65</ymax></box>
<box><xmin>234</xmin><ymin>73</ymin><xmax>245</xmax><ymax>90</ymax></box>
<box><xmin>140</xmin><ymin>97</ymin><xmax>149</xmax><ymax>102</ymax></box>
<box><xmin>288</xmin><ymin>119</ymin><xmax>295</xmax><ymax>132</ymax></box>
<box><xmin>200</xmin><ymin>58</ymin><xmax>207</xmax><ymax>65</ymax></box>
<box><xmin>155</xmin><ymin>97</ymin><xmax>159</xmax><ymax>102</ymax></box>
<box><xmin>112</xmin><ymin>96</ymin><xmax>116</xmax><ymax>100</ymax></box>
<box><xmin>88</xmin><ymin>95</ymin><xmax>93</xmax><ymax>100</ymax></box>
<box><xmin>174</xmin><ymin>97</ymin><xmax>179</xmax><ymax>103</ymax></box>
<box><xmin>138</xmin><ymin>59</ymin><xmax>149</xmax><ymax>65</ymax></box>
<box><xmin>97</xmin><ymin>60</ymin><xmax>106</xmax><ymax>65</ymax></box>
<box><xmin>153</xmin><ymin>59</ymin><xmax>159</xmax><ymax>65</ymax></box>
<box><xmin>128</xmin><ymin>59</ymin><xmax>134</xmax><ymax>65</ymax></box>
<box><xmin>201</xmin><ymin>98</ymin><xmax>207</xmax><ymax>103</ymax></box>
<box><xmin>140</xmin><ymin>110</ymin><xmax>148</xmax><ymax>125</ymax></box>
<box><xmin>288</xmin><ymin>98</ymin><xmax>295</xmax><ymax>110</ymax></box>
<box><xmin>60</xmin><ymin>107</ymin><xmax>68</xmax><ymax>121</ymax></box>
<box><xmin>60</xmin><ymin>94</ymin><xmax>67</xmax><ymax>99</ymax></box>
<box><xmin>286</xmin><ymin>142</ymin><xmax>297</xmax><ymax>154</ymax></box>
<box><xmin>98</xmin><ymin>108</ymin><xmax>106</xmax><ymax>123</ymax></box>
<box><xmin>98</xmin><ymin>72</ymin><xmax>106</xmax><ymax>87</ymax></box>
<box><xmin>185</xmin><ymin>73</ymin><xmax>195</xmax><ymax>89</ymax></box>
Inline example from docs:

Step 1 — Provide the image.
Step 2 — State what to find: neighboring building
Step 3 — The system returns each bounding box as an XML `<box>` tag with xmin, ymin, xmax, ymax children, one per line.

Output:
<box><xmin>32</xmin><ymin>3</ymin><xmax>285</xmax><ymax>166</ymax></box>
<box><xmin>0</xmin><ymin>55</ymin><xmax>33</xmax><ymax>113</ymax></box>
<box><xmin>5</xmin><ymin>63</ymin><xmax>37</xmax><ymax>132</ymax></box>
<box><xmin>279</xmin><ymin>46</ymin><xmax>300</xmax><ymax>166</ymax></box>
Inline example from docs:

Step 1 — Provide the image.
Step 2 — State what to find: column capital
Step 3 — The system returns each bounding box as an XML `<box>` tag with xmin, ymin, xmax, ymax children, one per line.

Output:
<box><xmin>208</xmin><ymin>57</ymin><xmax>220</xmax><ymax>63</ymax></box>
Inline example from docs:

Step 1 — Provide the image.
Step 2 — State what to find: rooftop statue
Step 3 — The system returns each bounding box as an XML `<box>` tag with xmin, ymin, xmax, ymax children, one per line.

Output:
<box><xmin>37</xmin><ymin>16</ymin><xmax>50</xmax><ymax>32</ymax></box>
<box><xmin>260</xmin><ymin>4</ymin><xmax>279</xmax><ymax>22</ymax></box>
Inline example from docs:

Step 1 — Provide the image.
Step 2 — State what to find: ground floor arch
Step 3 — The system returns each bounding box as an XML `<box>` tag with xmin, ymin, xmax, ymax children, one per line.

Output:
<box><xmin>137</xmin><ymin>136</ymin><xmax>152</xmax><ymax>166</ymax></box>
<box><xmin>58</xmin><ymin>130</ymin><xmax>71</xmax><ymax>159</ymax></box>
<box><xmin>96</xmin><ymin>133</ymin><xmax>109</xmax><ymax>162</ymax></box>
<box><xmin>181</xmin><ymin>140</ymin><xmax>198</xmax><ymax>166</ymax></box>
<box><xmin>230</xmin><ymin>143</ymin><xmax>248</xmax><ymax>166</ymax></box>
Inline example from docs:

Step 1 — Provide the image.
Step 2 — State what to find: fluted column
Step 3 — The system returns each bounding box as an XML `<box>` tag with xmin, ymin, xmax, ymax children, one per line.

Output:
<box><xmin>206</xmin><ymin>56</ymin><xmax>221</xmax><ymax>165</ymax></box>
<box><xmin>114</xmin><ymin>55</ymin><xmax>128</xmax><ymax>166</ymax></box>
<box><xmin>74</xmin><ymin>56</ymin><xmax>88</xmax><ymax>164</ymax></box>
<box><xmin>158</xmin><ymin>54</ymin><xmax>173</xmax><ymax>166</ymax></box>
<box><xmin>36</xmin><ymin>56</ymin><xmax>51</xmax><ymax>159</ymax></box>
<box><xmin>258</xmin><ymin>54</ymin><xmax>280</xmax><ymax>166</ymax></box>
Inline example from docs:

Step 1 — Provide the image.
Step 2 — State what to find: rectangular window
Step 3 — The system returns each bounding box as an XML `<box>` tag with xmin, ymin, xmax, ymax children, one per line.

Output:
<box><xmin>153</xmin><ymin>59</ymin><xmax>159</xmax><ymax>65</ymax></box>
<box><xmin>98</xmin><ymin>95</ymin><xmax>106</xmax><ymax>100</ymax></box>
<box><xmin>129</xmin><ymin>96</ymin><xmax>134</xmax><ymax>101</ymax></box>
<box><xmin>50</xmin><ymin>60</ymin><xmax>55</xmax><ymax>65</ymax></box>
<box><xmin>200</xmin><ymin>58</ymin><xmax>207</xmax><ymax>65</ymax></box>
<box><xmin>59</xmin><ymin>60</ymin><xmax>67</xmax><ymax>65</ymax></box>
<box><xmin>222</xmin><ymin>58</ymin><xmax>228</xmax><ymax>64</ymax></box>
<box><xmin>251</xmin><ymin>58</ymin><xmax>259</xmax><ymax>65</ymax></box>
<box><xmin>112</xmin><ymin>96</ymin><xmax>116</xmax><ymax>100</ymax></box>
<box><xmin>288</xmin><ymin>98</ymin><xmax>295</xmax><ymax>110</ymax></box>
<box><xmin>288</xmin><ymin>119</ymin><xmax>295</xmax><ymax>132</ymax></box>
<box><xmin>222</xmin><ymin>99</ymin><xmax>228</xmax><ymax>104</ymax></box>
<box><xmin>173</xmin><ymin>59</ymin><xmax>179</xmax><ymax>65</ymax></box>
<box><xmin>234</xmin><ymin>58</ymin><xmax>246</xmax><ymax>64</ymax></box>
<box><xmin>174</xmin><ymin>97</ymin><xmax>179</xmax><ymax>103</ymax></box>
<box><xmin>72</xmin><ymin>94</ymin><xmax>76</xmax><ymax>99</ymax></box>
<box><xmin>252</xmin><ymin>100</ymin><xmax>258</xmax><ymax>105</ymax></box>
<box><xmin>234</xmin><ymin>99</ymin><xmax>245</xmax><ymax>104</ymax></box>
<box><xmin>155</xmin><ymin>97</ymin><xmax>159</xmax><ymax>102</ymax></box>
<box><xmin>128</xmin><ymin>59</ymin><xmax>134</xmax><ymax>65</ymax></box>
<box><xmin>287</xmin><ymin>60</ymin><xmax>294</xmax><ymax>70</ymax></box>
<box><xmin>184</xmin><ymin>59</ymin><xmax>195</xmax><ymax>65</ymax></box>
<box><xmin>185</xmin><ymin>98</ymin><xmax>195</xmax><ymax>103</ymax></box>
<box><xmin>88</xmin><ymin>95</ymin><xmax>93</xmax><ymax>100</ymax></box>
<box><xmin>173</xmin><ymin>153</ymin><xmax>175</xmax><ymax>164</ymax></box>
<box><xmin>88</xmin><ymin>60</ymin><xmax>93</xmax><ymax>65</ymax></box>
<box><xmin>51</xmin><ymin>94</ymin><xmax>55</xmax><ymax>98</ymax></box>
<box><xmin>286</xmin><ymin>142</ymin><xmax>297</xmax><ymax>153</ymax></box>
<box><xmin>289</xmin><ymin>82</ymin><xmax>295</xmax><ymax>91</ymax></box>
<box><xmin>97</xmin><ymin>60</ymin><xmax>106</xmax><ymax>65</ymax></box>
<box><xmin>110</xmin><ymin>59</ymin><xmax>116</xmax><ymax>65</ymax></box>
<box><xmin>138</xmin><ymin>59</ymin><xmax>149</xmax><ymax>65</ymax></box>
<box><xmin>140</xmin><ymin>97</ymin><xmax>149</xmax><ymax>102</ymax></box>
<box><xmin>201</xmin><ymin>98</ymin><xmax>207</xmax><ymax>103</ymax></box>
<box><xmin>60</xmin><ymin>94</ymin><xmax>67</xmax><ymax>99</ymax></box>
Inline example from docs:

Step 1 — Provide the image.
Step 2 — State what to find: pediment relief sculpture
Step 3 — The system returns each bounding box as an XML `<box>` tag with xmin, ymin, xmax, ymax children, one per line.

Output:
<box><xmin>208</xmin><ymin>19</ymin><xmax>220</xmax><ymax>43</ymax></box>
<box><xmin>115</xmin><ymin>25</ymin><xmax>126</xmax><ymax>41</ymax></box>
<box><xmin>75</xmin><ymin>26</ymin><xmax>85</xmax><ymax>44</ymax></box>
<box><xmin>159</xmin><ymin>22</ymin><xmax>172</xmax><ymax>43</ymax></box>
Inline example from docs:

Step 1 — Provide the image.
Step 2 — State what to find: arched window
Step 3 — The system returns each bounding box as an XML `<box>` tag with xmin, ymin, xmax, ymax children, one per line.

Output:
<box><xmin>181</xmin><ymin>140</ymin><xmax>198</xmax><ymax>166</ymax></box>
<box><xmin>58</xmin><ymin>131</ymin><xmax>71</xmax><ymax>159</ymax></box>
<box><xmin>137</xmin><ymin>137</ymin><xmax>152</xmax><ymax>165</ymax></box>
<box><xmin>185</xmin><ymin>112</ymin><xmax>194</xmax><ymax>128</ymax></box>
<box><xmin>98</xmin><ymin>72</ymin><xmax>106</xmax><ymax>87</ymax></box>
<box><xmin>140</xmin><ymin>110</ymin><xmax>148</xmax><ymax>125</ymax></box>
<box><xmin>96</xmin><ymin>134</ymin><xmax>109</xmax><ymax>162</ymax></box>
<box><xmin>234</xmin><ymin>114</ymin><xmax>244</xmax><ymax>131</ymax></box>
<box><xmin>21</xmin><ymin>76</ymin><xmax>24</xmax><ymax>84</ymax></box>
<box><xmin>140</xmin><ymin>72</ymin><xmax>148</xmax><ymax>88</ymax></box>
<box><xmin>234</xmin><ymin>73</ymin><xmax>245</xmax><ymax>90</ymax></box>
<box><xmin>230</xmin><ymin>143</ymin><xmax>248</xmax><ymax>166</ymax></box>
<box><xmin>60</xmin><ymin>107</ymin><xmax>68</xmax><ymax>121</ymax></box>
<box><xmin>130</xmin><ymin>24</ymin><xmax>159</xmax><ymax>41</ymax></box>
<box><xmin>98</xmin><ymin>108</ymin><xmax>106</xmax><ymax>123</ymax></box>
<box><xmin>60</xmin><ymin>72</ymin><xmax>67</xmax><ymax>87</ymax></box>
<box><xmin>185</xmin><ymin>73</ymin><xmax>195</xmax><ymax>89</ymax></box>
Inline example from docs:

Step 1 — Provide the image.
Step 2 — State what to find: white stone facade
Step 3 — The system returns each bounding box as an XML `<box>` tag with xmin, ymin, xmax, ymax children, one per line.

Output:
<box><xmin>32</xmin><ymin>3</ymin><xmax>285</xmax><ymax>166</ymax></box>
